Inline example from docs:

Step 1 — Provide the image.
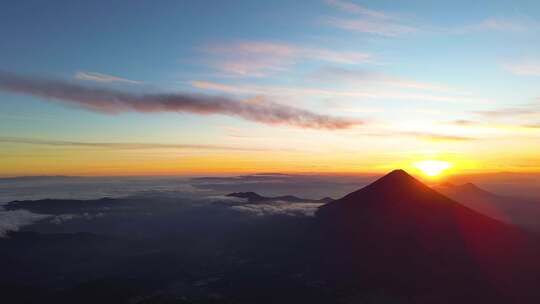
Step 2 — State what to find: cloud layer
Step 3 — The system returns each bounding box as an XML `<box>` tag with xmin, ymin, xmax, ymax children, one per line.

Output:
<box><xmin>327</xmin><ymin>17</ymin><xmax>416</xmax><ymax>36</ymax></box>
<box><xmin>231</xmin><ymin>201</ymin><xmax>324</xmax><ymax>217</ymax></box>
<box><xmin>203</xmin><ymin>41</ymin><xmax>372</xmax><ymax>76</ymax></box>
<box><xmin>503</xmin><ymin>61</ymin><xmax>540</xmax><ymax>76</ymax></box>
<box><xmin>0</xmin><ymin>71</ymin><xmax>359</xmax><ymax>130</ymax></box>
<box><xmin>325</xmin><ymin>0</ymin><xmax>415</xmax><ymax>36</ymax></box>
<box><xmin>312</xmin><ymin>67</ymin><xmax>451</xmax><ymax>92</ymax></box>
<box><xmin>0</xmin><ymin>137</ymin><xmax>263</xmax><ymax>151</ymax></box>
<box><xmin>75</xmin><ymin>71</ymin><xmax>141</xmax><ymax>84</ymax></box>
<box><xmin>192</xmin><ymin>79</ymin><xmax>482</xmax><ymax>103</ymax></box>
<box><xmin>0</xmin><ymin>209</ymin><xmax>51</xmax><ymax>237</ymax></box>
<box><xmin>325</xmin><ymin>0</ymin><xmax>389</xmax><ymax>19</ymax></box>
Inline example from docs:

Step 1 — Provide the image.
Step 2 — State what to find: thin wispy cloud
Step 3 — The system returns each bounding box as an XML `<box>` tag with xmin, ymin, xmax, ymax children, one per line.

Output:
<box><xmin>476</xmin><ymin>18</ymin><xmax>529</xmax><ymax>32</ymax></box>
<box><xmin>75</xmin><ymin>71</ymin><xmax>141</xmax><ymax>84</ymax></box>
<box><xmin>450</xmin><ymin>119</ymin><xmax>478</xmax><ymax>126</ymax></box>
<box><xmin>0</xmin><ymin>71</ymin><xmax>359</xmax><ymax>130</ymax></box>
<box><xmin>475</xmin><ymin>104</ymin><xmax>540</xmax><ymax>118</ymax></box>
<box><xmin>446</xmin><ymin>17</ymin><xmax>540</xmax><ymax>35</ymax></box>
<box><xmin>326</xmin><ymin>2</ymin><xmax>535</xmax><ymax>37</ymax></box>
<box><xmin>477</xmin><ymin>109</ymin><xmax>530</xmax><ymax>118</ymax></box>
<box><xmin>404</xmin><ymin>132</ymin><xmax>476</xmax><ymax>142</ymax></box>
<box><xmin>355</xmin><ymin>131</ymin><xmax>477</xmax><ymax>142</ymax></box>
<box><xmin>443</xmin><ymin>119</ymin><xmax>540</xmax><ymax>134</ymax></box>
<box><xmin>312</xmin><ymin>67</ymin><xmax>453</xmax><ymax>92</ymax></box>
<box><xmin>192</xmin><ymin>80</ymin><xmax>487</xmax><ymax>104</ymax></box>
<box><xmin>202</xmin><ymin>41</ymin><xmax>372</xmax><ymax>77</ymax></box>
<box><xmin>523</xmin><ymin>123</ymin><xmax>540</xmax><ymax>129</ymax></box>
<box><xmin>325</xmin><ymin>0</ymin><xmax>389</xmax><ymax>19</ymax></box>
<box><xmin>503</xmin><ymin>60</ymin><xmax>540</xmax><ymax>76</ymax></box>
<box><xmin>326</xmin><ymin>17</ymin><xmax>416</xmax><ymax>36</ymax></box>
<box><xmin>0</xmin><ymin>137</ymin><xmax>264</xmax><ymax>151</ymax></box>
<box><xmin>324</xmin><ymin>1</ymin><xmax>415</xmax><ymax>36</ymax></box>
<box><xmin>470</xmin><ymin>102</ymin><xmax>540</xmax><ymax>134</ymax></box>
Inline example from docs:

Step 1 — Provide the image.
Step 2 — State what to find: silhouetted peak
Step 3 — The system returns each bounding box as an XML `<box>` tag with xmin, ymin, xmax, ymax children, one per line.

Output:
<box><xmin>386</xmin><ymin>169</ymin><xmax>410</xmax><ymax>178</ymax></box>
<box><xmin>460</xmin><ymin>182</ymin><xmax>479</xmax><ymax>189</ymax></box>
<box><xmin>438</xmin><ymin>181</ymin><xmax>456</xmax><ymax>188</ymax></box>
<box><xmin>367</xmin><ymin>169</ymin><xmax>422</xmax><ymax>190</ymax></box>
<box><xmin>323</xmin><ymin>169</ymin><xmax>443</xmax><ymax>208</ymax></box>
<box><xmin>319</xmin><ymin>197</ymin><xmax>334</xmax><ymax>204</ymax></box>
<box><xmin>455</xmin><ymin>182</ymin><xmax>494</xmax><ymax>195</ymax></box>
<box><xmin>226</xmin><ymin>192</ymin><xmax>264</xmax><ymax>200</ymax></box>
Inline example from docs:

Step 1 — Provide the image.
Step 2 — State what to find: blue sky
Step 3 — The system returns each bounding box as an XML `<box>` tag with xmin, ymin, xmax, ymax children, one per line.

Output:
<box><xmin>1</xmin><ymin>0</ymin><xmax>539</xmax><ymax>175</ymax></box>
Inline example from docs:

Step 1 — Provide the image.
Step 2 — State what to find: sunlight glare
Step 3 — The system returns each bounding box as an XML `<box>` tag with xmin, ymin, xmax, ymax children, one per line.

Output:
<box><xmin>413</xmin><ymin>160</ymin><xmax>451</xmax><ymax>177</ymax></box>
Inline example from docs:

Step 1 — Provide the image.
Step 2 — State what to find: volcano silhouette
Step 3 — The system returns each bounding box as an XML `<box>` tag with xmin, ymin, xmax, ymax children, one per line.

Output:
<box><xmin>316</xmin><ymin>169</ymin><xmax>540</xmax><ymax>303</ymax></box>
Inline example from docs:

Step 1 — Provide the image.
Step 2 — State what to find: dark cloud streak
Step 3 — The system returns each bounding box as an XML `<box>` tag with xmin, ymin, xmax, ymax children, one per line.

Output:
<box><xmin>0</xmin><ymin>71</ymin><xmax>359</xmax><ymax>130</ymax></box>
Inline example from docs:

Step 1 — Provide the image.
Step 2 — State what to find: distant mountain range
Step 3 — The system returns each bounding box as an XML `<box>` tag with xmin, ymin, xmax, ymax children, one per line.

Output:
<box><xmin>226</xmin><ymin>192</ymin><xmax>333</xmax><ymax>204</ymax></box>
<box><xmin>5</xmin><ymin>197</ymin><xmax>118</xmax><ymax>214</ymax></box>
<box><xmin>435</xmin><ymin>181</ymin><xmax>540</xmax><ymax>232</ymax></box>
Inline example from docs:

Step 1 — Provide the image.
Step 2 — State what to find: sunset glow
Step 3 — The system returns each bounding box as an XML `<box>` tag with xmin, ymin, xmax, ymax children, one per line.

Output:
<box><xmin>413</xmin><ymin>160</ymin><xmax>452</xmax><ymax>177</ymax></box>
<box><xmin>1</xmin><ymin>1</ymin><xmax>540</xmax><ymax>177</ymax></box>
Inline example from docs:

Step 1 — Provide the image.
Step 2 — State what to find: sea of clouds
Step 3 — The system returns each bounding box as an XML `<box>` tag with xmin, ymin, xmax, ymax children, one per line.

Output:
<box><xmin>0</xmin><ymin>174</ymin><xmax>369</xmax><ymax>237</ymax></box>
<box><xmin>3</xmin><ymin>172</ymin><xmax>538</xmax><ymax>237</ymax></box>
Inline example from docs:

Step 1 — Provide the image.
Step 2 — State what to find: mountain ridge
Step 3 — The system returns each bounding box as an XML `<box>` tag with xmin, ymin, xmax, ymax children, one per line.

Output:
<box><xmin>227</xmin><ymin>192</ymin><xmax>333</xmax><ymax>204</ymax></box>
<box><xmin>435</xmin><ymin>181</ymin><xmax>540</xmax><ymax>233</ymax></box>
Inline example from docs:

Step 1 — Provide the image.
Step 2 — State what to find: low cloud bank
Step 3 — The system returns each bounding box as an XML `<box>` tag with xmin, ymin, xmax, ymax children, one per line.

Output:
<box><xmin>231</xmin><ymin>201</ymin><xmax>324</xmax><ymax>217</ymax></box>
<box><xmin>0</xmin><ymin>209</ymin><xmax>51</xmax><ymax>237</ymax></box>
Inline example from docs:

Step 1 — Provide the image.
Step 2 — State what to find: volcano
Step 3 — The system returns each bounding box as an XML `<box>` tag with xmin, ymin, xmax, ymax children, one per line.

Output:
<box><xmin>316</xmin><ymin>169</ymin><xmax>540</xmax><ymax>303</ymax></box>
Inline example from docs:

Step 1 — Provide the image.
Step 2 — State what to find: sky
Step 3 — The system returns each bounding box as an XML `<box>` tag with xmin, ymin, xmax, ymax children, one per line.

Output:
<box><xmin>1</xmin><ymin>0</ymin><xmax>540</xmax><ymax>177</ymax></box>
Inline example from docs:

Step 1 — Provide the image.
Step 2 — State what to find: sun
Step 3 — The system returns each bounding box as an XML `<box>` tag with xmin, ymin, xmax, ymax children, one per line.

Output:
<box><xmin>413</xmin><ymin>160</ymin><xmax>451</xmax><ymax>177</ymax></box>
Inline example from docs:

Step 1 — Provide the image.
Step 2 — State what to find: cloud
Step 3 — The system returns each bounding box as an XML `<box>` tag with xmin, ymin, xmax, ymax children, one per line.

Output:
<box><xmin>312</xmin><ymin>67</ymin><xmax>452</xmax><ymax>92</ymax></box>
<box><xmin>355</xmin><ymin>131</ymin><xmax>477</xmax><ymax>142</ymax></box>
<box><xmin>503</xmin><ymin>61</ymin><xmax>540</xmax><ymax>76</ymax></box>
<box><xmin>475</xmin><ymin>105</ymin><xmax>539</xmax><ymax>118</ymax></box>
<box><xmin>0</xmin><ymin>137</ymin><xmax>265</xmax><ymax>151</ymax></box>
<box><xmin>324</xmin><ymin>1</ymin><xmax>415</xmax><ymax>36</ymax></box>
<box><xmin>522</xmin><ymin>123</ymin><xmax>540</xmax><ymax>129</ymax></box>
<box><xmin>192</xmin><ymin>80</ymin><xmax>486</xmax><ymax>104</ymax></box>
<box><xmin>230</xmin><ymin>201</ymin><xmax>324</xmax><ymax>217</ymax></box>
<box><xmin>49</xmin><ymin>212</ymin><xmax>104</xmax><ymax>224</ymax></box>
<box><xmin>443</xmin><ymin>119</ymin><xmax>540</xmax><ymax>133</ymax></box>
<box><xmin>75</xmin><ymin>71</ymin><xmax>141</xmax><ymax>84</ymax></box>
<box><xmin>202</xmin><ymin>41</ymin><xmax>372</xmax><ymax>76</ymax></box>
<box><xmin>450</xmin><ymin>119</ymin><xmax>478</xmax><ymax>126</ymax></box>
<box><xmin>325</xmin><ymin>0</ymin><xmax>389</xmax><ymax>19</ymax></box>
<box><xmin>0</xmin><ymin>209</ymin><xmax>51</xmax><ymax>237</ymax></box>
<box><xmin>0</xmin><ymin>71</ymin><xmax>359</xmax><ymax>130</ymax></box>
<box><xmin>326</xmin><ymin>2</ymin><xmax>534</xmax><ymax>37</ymax></box>
<box><xmin>326</xmin><ymin>17</ymin><xmax>416</xmax><ymax>36</ymax></box>
<box><xmin>474</xmin><ymin>18</ymin><xmax>531</xmax><ymax>32</ymax></box>
<box><xmin>448</xmin><ymin>17</ymin><xmax>540</xmax><ymax>35</ymax></box>
<box><xmin>404</xmin><ymin>132</ymin><xmax>476</xmax><ymax>142</ymax></box>
<box><xmin>477</xmin><ymin>109</ymin><xmax>531</xmax><ymax>118</ymax></box>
